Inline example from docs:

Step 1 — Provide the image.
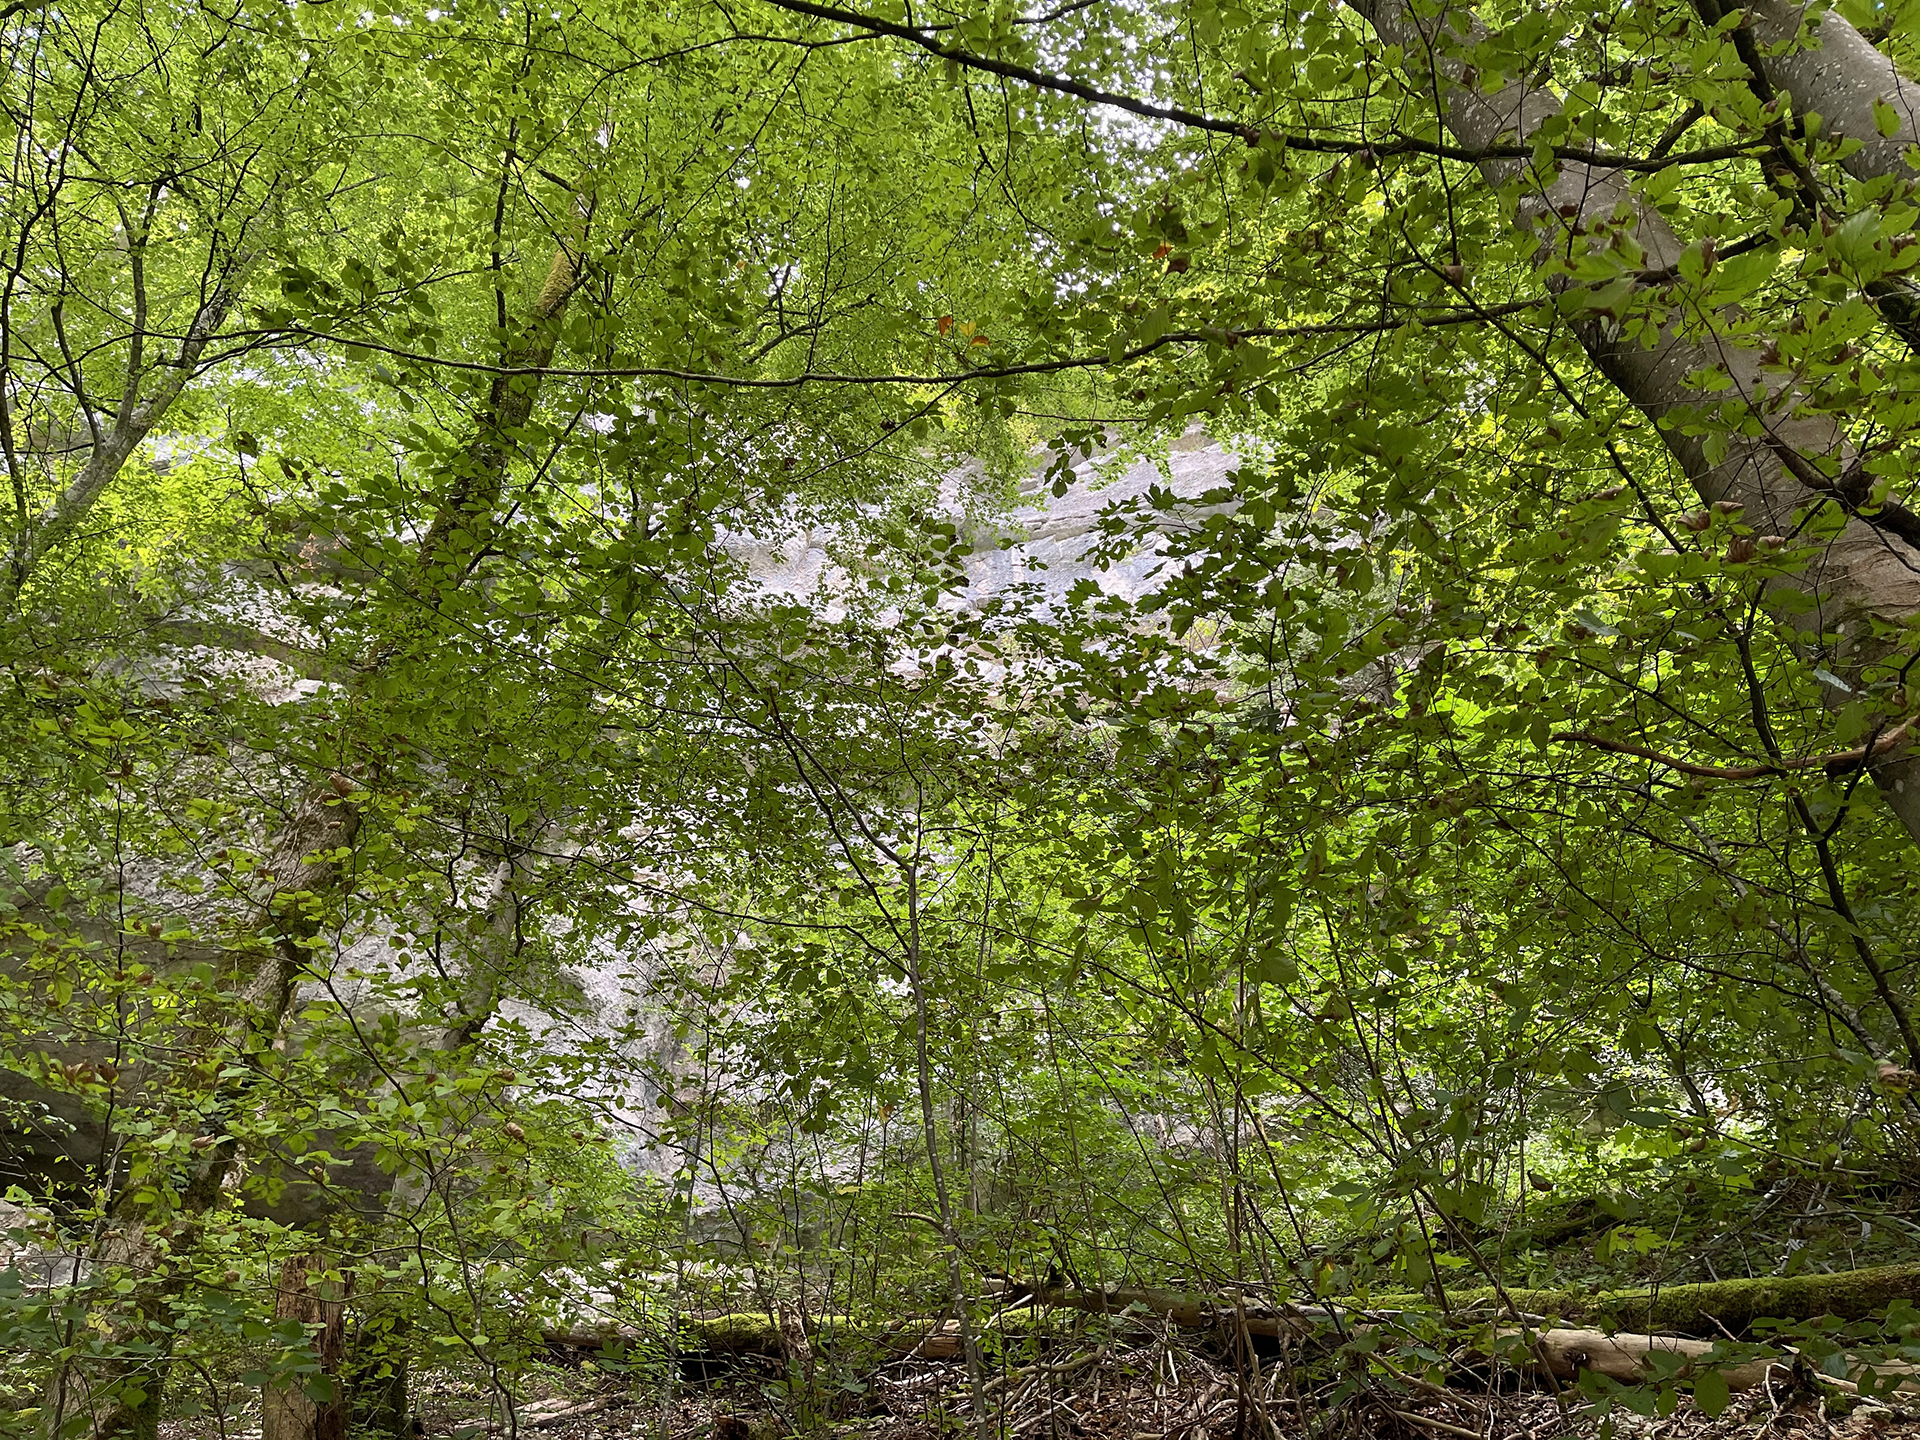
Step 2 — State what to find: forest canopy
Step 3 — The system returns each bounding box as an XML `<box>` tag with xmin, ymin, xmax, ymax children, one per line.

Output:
<box><xmin>3</xmin><ymin>0</ymin><xmax>1920</xmax><ymax>1436</ymax></box>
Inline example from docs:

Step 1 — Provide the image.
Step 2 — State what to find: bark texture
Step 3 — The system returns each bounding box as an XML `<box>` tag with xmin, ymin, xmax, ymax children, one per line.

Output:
<box><xmin>1515</xmin><ymin>1326</ymin><xmax>1918</xmax><ymax>1394</ymax></box>
<box><xmin>1739</xmin><ymin>1</ymin><xmax>1920</xmax><ymax>187</ymax></box>
<box><xmin>260</xmin><ymin>1254</ymin><xmax>352</xmax><ymax>1440</ymax></box>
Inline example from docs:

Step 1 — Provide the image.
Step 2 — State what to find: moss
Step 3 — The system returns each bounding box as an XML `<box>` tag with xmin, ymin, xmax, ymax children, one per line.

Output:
<box><xmin>1350</xmin><ymin>1262</ymin><xmax>1920</xmax><ymax>1336</ymax></box>
<box><xmin>1516</xmin><ymin>1262</ymin><xmax>1920</xmax><ymax>1333</ymax></box>
<box><xmin>683</xmin><ymin>1313</ymin><xmax>787</xmax><ymax>1355</ymax></box>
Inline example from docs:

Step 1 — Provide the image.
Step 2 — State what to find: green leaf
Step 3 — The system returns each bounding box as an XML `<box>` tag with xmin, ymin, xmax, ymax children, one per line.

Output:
<box><xmin>1693</xmin><ymin>1366</ymin><xmax>1730</xmax><ymax>1417</ymax></box>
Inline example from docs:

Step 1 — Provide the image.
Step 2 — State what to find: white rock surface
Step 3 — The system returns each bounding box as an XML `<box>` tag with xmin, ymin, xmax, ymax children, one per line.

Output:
<box><xmin>740</xmin><ymin>429</ymin><xmax>1243</xmax><ymax>614</ymax></box>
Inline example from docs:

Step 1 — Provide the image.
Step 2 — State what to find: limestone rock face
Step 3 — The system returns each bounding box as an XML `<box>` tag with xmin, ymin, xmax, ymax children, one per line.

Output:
<box><xmin>740</xmin><ymin>432</ymin><xmax>1242</xmax><ymax>614</ymax></box>
<box><xmin>601</xmin><ymin>434</ymin><xmax>1246</xmax><ymax>1172</ymax></box>
<box><xmin>0</xmin><ymin>436</ymin><xmax>1249</xmax><ymax>1211</ymax></box>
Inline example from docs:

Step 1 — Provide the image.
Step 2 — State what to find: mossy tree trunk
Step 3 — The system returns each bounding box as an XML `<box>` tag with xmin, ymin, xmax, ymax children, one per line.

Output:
<box><xmin>1487</xmin><ymin>1261</ymin><xmax>1920</xmax><ymax>1336</ymax></box>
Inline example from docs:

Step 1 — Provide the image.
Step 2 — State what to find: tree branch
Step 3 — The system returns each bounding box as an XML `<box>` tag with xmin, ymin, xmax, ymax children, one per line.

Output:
<box><xmin>758</xmin><ymin>0</ymin><xmax>1762</xmax><ymax>172</ymax></box>
<box><xmin>0</xmin><ymin>249</ymin><xmax>260</xmax><ymax>617</ymax></box>
<box><xmin>1554</xmin><ymin>716</ymin><xmax>1917</xmax><ymax>780</ymax></box>
<box><xmin>273</xmin><ymin>298</ymin><xmax>1544</xmax><ymax>386</ymax></box>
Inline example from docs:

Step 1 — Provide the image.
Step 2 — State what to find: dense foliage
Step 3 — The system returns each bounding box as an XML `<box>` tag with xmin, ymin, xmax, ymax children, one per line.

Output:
<box><xmin>3</xmin><ymin>0</ymin><xmax>1920</xmax><ymax>1435</ymax></box>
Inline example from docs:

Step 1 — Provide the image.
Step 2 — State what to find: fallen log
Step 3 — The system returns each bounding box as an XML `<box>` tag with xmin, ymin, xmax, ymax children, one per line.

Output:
<box><xmin>1012</xmin><ymin>1276</ymin><xmax>1920</xmax><ymax>1396</ymax></box>
<box><xmin>1402</xmin><ymin>1261</ymin><xmax>1920</xmax><ymax>1336</ymax></box>
<box><xmin>538</xmin><ymin>1265</ymin><xmax>1920</xmax><ymax>1399</ymax></box>
<box><xmin>1520</xmin><ymin>1329</ymin><xmax>1774</xmax><ymax>1390</ymax></box>
<box><xmin>1004</xmin><ymin>1282</ymin><xmax>1275</xmax><ymax>1331</ymax></box>
<box><xmin>1510</xmin><ymin>1326</ymin><xmax>1920</xmax><ymax>1396</ymax></box>
<box><xmin>542</xmin><ymin>1313</ymin><xmax>792</xmax><ymax>1358</ymax></box>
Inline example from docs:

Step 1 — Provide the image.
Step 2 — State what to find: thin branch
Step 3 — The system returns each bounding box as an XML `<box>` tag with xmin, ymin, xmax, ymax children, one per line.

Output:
<box><xmin>757</xmin><ymin>0</ymin><xmax>1765</xmax><ymax>172</ymax></box>
<box><xmin>1554</xmin><ymin>716</ymin><xmax>1917</xmax><ymax>780</ymax></box>
<box><xmin>0</xmin><ymin>249</ymin><xmax>261</xmax><ymax>615</ymax></box>
<box><xmin>268</xmin><ymin>298</ymin><xmax>1544</xmax><ymax>385</ymax></box>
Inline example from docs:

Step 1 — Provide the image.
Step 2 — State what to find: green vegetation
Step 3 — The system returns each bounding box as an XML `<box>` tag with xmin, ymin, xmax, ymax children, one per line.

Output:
<box><xmin>3</xmin><ymin>0</ymin><xmax>1920</xmax><ymax>1434</ymax></box>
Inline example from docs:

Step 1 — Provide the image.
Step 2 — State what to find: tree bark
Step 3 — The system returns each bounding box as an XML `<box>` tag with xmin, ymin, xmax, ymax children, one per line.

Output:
<box><xmin>412</xmin><ymin>237</ymin><xmax>583</xmax><ymax>580</ymax></box>
<box><xmin>1442</xmin><ymin>1260</ymin><xmax>1920</xmax><ymax>1335</ymax></box>
<box><xmin>1733</xmin><ymin>2</ymin><xmax>1920</xmax><ymax>188</ymax></box>
<box><xmin>38</xmin><ymin>1224</ymin><xmax>169</xmax><ymax>1440</ymax></box>
<box><xmin>34</xmin><ymin>780</ymin><xmax>363</xmax><ymax>1440</ymax></box>
<box><xmin>1015</xmin><ymin>1261</ymin><xmax>1920</xmax><ymax>1337</ymax></box>
<box><xmin>235</xmin><ymin>226</ymin><xmax>588</xmax><ymax>1434</ymax></box>
<box><xmin>543</xmin><ymin>1312</ymin><xmax>966</xmax><ymax>1361</ymax></box>
<box><xmin>261</xmin><ymin>1254</ymin><xmax>351</xmax><ymax>1440</ymax></box>
<box><xmin>34</xmin><ymin>219</ymin><xmax>588</xmax><ymax>1436</ymax></box>
<box><xmin>1016</xmin><ymin>1272</ymin><xmax>1920</xmax><ymax>1395</ymax></box>
<box><xmin>546</xmin><ymin>1268</ymin><xmax>1920</xmax><ymax>1394</ymax></box>
<box><xmin>1513</xmin><ymin>1326</ymin><xmax>1919</xmax><ymax>1394</ymax></box>
<box><xmin>1348</xmin><ymin>0</ymin><xmax>1920</xmax><ymax>843</ymax></box>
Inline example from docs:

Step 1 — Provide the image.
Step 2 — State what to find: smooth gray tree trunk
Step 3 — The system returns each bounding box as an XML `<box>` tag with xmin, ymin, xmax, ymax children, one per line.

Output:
<box><xmin>1350</xmin><ymin>0</ymin><xmax>1920</xmax><ymax>843</ymax></box>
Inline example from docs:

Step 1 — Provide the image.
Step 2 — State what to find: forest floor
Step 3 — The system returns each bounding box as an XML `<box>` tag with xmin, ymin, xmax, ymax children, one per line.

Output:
<box><xmin>384</xmin><ymin>1342</ymin><xmax>1920</xmax><ymax>1440</ymax></box>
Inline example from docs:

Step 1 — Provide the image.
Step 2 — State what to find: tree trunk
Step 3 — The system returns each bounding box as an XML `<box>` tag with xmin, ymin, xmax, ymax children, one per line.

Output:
<box><xmin>1349</xmin><ymin>0</ymin><xmax>1920</xmax><ymax>836</ymax></box>
<box><xmin>1472</xmin><ymin>1261</ymin><xmax>1920</xmax><ymax>1336</ymax></box>
<box><xmin>233</xmin><ymin>231</ymin><xmax>588</xmax><ymax>1434</ymax></box>
<box><xmin>38</xmin><ymin>221</ymin><xmax>587</xmax><ymax>1436</ymax></box>
<box><xmin>34</xmin><ymin>777</ymin><xmax>355</xmax><ymax>1440</ymax></box>
<box><xmin>39</xmin><ymin>1225</ymin><xmax>169</xmax><ymax>1440</ymax></box>
<box><xmin>1338</xmin><ymin>0</ymin><xmax>1920</xmax><ymax>1086</ymax></box>
<box><xmin>1694</xmin><ymin>0</ymin><xmax>1920</xmax><ymax>834</ymax></box>
<box><xmin>351</xmin><ymin>1349</ymin><xmax>411</xmax><ymax>1440</ymax></box>
<box><xmin>1732</xmin><ymin>2</ymin><xmax>1920</xmax><ymax>190</ymax></box>
<box><xmin>261</xmin><ymin>1254</ymin><xmax>351</xmax><ymax>1440</ymax></box>
<box><xmin>338</xmin><ymin>1298</ymin><xmax>413</xmax><ymax>1440</ymax></box>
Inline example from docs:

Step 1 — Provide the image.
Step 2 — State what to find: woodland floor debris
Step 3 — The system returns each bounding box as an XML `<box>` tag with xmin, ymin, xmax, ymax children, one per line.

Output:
<box><xmin>307</xmin><ymin>1340</ymin><xmax>1920</xmax><ymax>1440</ymax></box>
